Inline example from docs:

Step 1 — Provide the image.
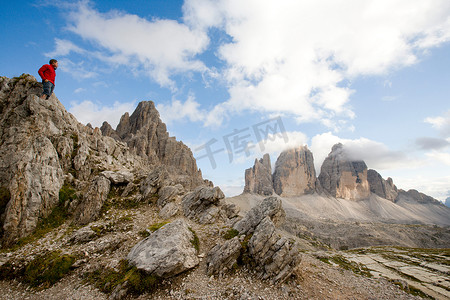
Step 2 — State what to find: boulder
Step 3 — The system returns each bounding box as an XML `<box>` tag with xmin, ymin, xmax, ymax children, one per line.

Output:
<box><xmin>206</xmin><ymin>236</ymin><xmax>242</xmax><ymax>276</ymax></box>
<box><xmin>248</xmin><ymin>217</ymin><xmax>300</xmax><ymax>283</ymax></box>
<box><xmin>233</xmin><ymin>196</ymin><xmax>285</xmax><ymax>235</ymax></box>
<box><xmin>127</xmin><ymin>219</ymin><xmax>199</xmax><ymax>278</ymax></box>
<box><xmin>272</xmin><ymin>146</ymin><xmax>316</xmax><ymax>197</ymax></box>
<box><xmin>101</xmin><ymin>170</ymin><xmax>134</xmax><ymax>185</ymax></box>
<box><xmin>182</xmin><ymin>186</ymin><xmax>230</xmax><ymax>224</ymax></box>
<box><xmin>244</xmin><ymin>153</ymin><xmax>273</xmax><ymax>195</ymax></box>
<box><xmin>318</xmin><ymin>143</ymin><xmax>370</xmax><ymax>201</ymax></box>
<box><xmin>207</xmin><ymin>196</ymin><xmax>300</xmax><ymax>283</ymax></box>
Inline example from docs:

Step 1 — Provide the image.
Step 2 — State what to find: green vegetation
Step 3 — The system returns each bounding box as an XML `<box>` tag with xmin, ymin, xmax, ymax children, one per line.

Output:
<box><xmin>102</xmin><ymin>187</ymin><xmax>157</xmax><ymax>213</ymax></box>
<box><xmin>148</xmin><ymin>221</ymin><xmax>169</xmax><ymax>232</ymax></box>
<box><xmin>223</xmin><ymin>228</ymin><xmax>239</xmax><ymax>240</ymax></box>
<box><xmin>23</xmin><ymin>251</ymin><xmax>76</xmax><ymax>288</ymax></box>
<box><xmin>329</xmin><ymin>255</ymin><xmax>372</xmax><ymax>277</ymax></box>
<box><xmin>84</xmin><ymin>260</ymin><xmax>160</xmax><ymax>295</ymax></box>
<box><xmin>0</xmin><ymin>251</ymin><xmax>76</xmax><ymax>289</ymax></box>
<box><xmin>188</xmin><ymin>227</ymin><xmax>200</xmax><ymax>253</ymax></box>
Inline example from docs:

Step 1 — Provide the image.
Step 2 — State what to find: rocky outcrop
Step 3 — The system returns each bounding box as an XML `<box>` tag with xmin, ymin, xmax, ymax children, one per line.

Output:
<box><xmin>233</xmin><ymin>196</ymin><xmax>285</xmax><ymax>235</ymax></box>
<box><xmin>127</xmin><ymin>219</ymin><xmax>199</xmax><ymax>278</ymax></box>
<box><xmin>247</xmin><ymin>216</ymin><xmax>301</xmax><ymax>283</ymax></box>
<box><xmin>272</xmin><ymin>146</ymin><xmax>316</xmax><ymax>197</ymax></box>
<box><xmin>182</xmin><ymin>186</ymin><xmax>239</xmax><ymax>224</ymax></box>
<box><xmin>206</xmin><ymin>236</ymin><xmax>242</xmax><ymax>276</ymax></box>
<box><xmin>207</xmin><ymin>197</ymin><xmax>300</xmax><ymax>283</ymax></box>
<box><xmin>101</xmin><ymin>101</ymin><xmax>204</xmax><ymax>190</ymax></box>
<box><xmin>367</xmin><ymin>169</ymin><xmax>398</xmax><ymax>202</ymax></box>
<box><xmin>0</xmin><ymin>75</ymin><xmax>148</xmax><ymax>245</ymax></box>
<box><xmin>318</xmin><ymin>143</ymin><xmax>370</xmax><ymax>201</ymax></box>
<box><xmin>244</xmin><ymin>154</ymin><xmax>273</xmax><ymax>195</ymax></box>
<box><xmin>72</xmin><ymin>175</ymin><xmax>111</xmax><ymax>225</ymax></box>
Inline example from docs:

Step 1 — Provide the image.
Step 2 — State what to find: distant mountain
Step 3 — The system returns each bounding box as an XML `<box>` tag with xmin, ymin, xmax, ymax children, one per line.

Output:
<box><xmin>446</xmin><ymin>197</ymin><xmax>450</xmax><ymax>207</ymax></box>
<box><xmin>242</xmin><ymin>144</ymin><xmax>450</xmax><ymax>226</ymax></box>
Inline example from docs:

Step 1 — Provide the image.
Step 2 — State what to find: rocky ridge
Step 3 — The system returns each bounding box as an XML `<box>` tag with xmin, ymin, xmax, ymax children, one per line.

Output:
<box><xmin>0</xmin><ymin>75</ymin><xmax>204</xmax><ymax>246</ymax></box>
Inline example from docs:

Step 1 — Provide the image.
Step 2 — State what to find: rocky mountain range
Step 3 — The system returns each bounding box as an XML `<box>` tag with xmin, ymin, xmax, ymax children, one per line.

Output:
<box><xmin>0</xmin><ymin>74</ymin><xmax>449</xmax><ymax>300</ymax></box>
<box><xmin>244</xmin><ymin>143</ymin><xmax>445</xmax><ymax>206</ymax></box>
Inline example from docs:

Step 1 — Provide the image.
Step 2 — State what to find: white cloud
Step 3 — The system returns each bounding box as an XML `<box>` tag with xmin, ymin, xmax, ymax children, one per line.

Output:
<box><xmin>67</xmin><ymin>2</ymin><xmax>209</xmax><ymax>88</ymax></box>
<box><xmin>183</xmin><ymin>0</ymin><xmax>450</xmax><ymax>127</ymax></box>
<box><xmin>310</xmin><ymin>132</ymin><xmax>412</xmax><ymax>173</ymax></box>
<box><xmin>74</xmin><ymin>87</ymin><xmax>86</xmax><ymax>94</ymax></box>
<box><xmin>156</xmin><ymin>95</ymin><xmax>206</xmax><ymax>124</ymax></box>
<box><xmin>425</xmin><ymin>110</ymin><xmax>450</xmax><ymax>137</ymax></box>
<box><xmin>69</xmin><ymin>100</ymin><xmax>136</xmax><ymax>128</ymax></box>
<box><xmin>58</xmin><ymin>58</ymin><xmax>97</xmax><ymax>79</ymax></box>
<box><xmin>46</xmin><ymin>38</ymin><xmax>85</xmax><ymax>57</ymax></box>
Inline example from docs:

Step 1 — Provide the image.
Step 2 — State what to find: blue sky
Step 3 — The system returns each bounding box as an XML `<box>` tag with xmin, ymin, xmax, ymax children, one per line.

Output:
<box><xmin>1</xmin><ymin>0</ymin><xmax>449</xmax><ymax>201</ymax></box>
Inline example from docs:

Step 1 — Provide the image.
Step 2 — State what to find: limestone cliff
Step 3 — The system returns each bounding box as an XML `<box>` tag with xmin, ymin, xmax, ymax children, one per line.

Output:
<box><xmin>367</xmin><ymin>169</ymin><xmax>398</xmax><ymax>202</ymax></box>
<box><xmin>101</xmin><ymin>101</ymin><xmax>204</xmax><ymax>190</ymax></box>
<box><xmin>243</xmin><ymin>153</ymin><xmax>273</xmax><ymax>195</ymax></box>
<box><xmin>318</xmin><ymin>143</ymin><xmax>370</xmax><ymax>200</ymax></box>
<box><xmin>0</xmin><ymin>74</ymin><xmax>204</xmax><ymax>246</ymax></box>
<box><xmin>272</xmin><ymin>146</ymin><xmax>316</xmax><ymax>197</ymax></box>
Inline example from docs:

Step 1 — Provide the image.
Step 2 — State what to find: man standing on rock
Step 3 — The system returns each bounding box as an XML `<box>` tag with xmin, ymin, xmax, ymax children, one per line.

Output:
<box><xmin>38</xmin><ymin>59</ymin><xmax>58</xmax><ymax>100</ymax></box>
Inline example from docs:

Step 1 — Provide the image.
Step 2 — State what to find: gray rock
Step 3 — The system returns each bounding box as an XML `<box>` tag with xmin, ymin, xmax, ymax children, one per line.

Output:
<box><xmin>103</xmin><ymin>101</ymin><xmax>204</xmax><ymax>190</ymax></box>
<box><xmin>244</xmin><ymin>154</ymin><xmax>273</xmax><ymax>195</ymax></box>
<box><xmin>248</xmin><ymin>217</ymin><xmax>301</xmax><ymax>283</ymax></box>
<box><xmin>367</xmin><ymin>169</ymin><xmax>398</xmax><ymax>202</ymax></box>
<box><xmin>157</xmin><ymin>184</ymin><xmax>184</xmax><ymax>208</ymax></box>
<box><xmin>159</xmin><ymin>202</ymin><xmax>180</xmax><ymax>219</ymax></box>
<box><xmin>127</xmin><ymin>219</ymin><xmax>199</xmax><ymax>278</ymax></box>
<box><xmin>101</xmin><ymin>170</ymin><xmax>134</xmax><ymax>185</ymax></box>
<box><xmin>272</xmin><ymin>146</ymin><xmax>316</xmax><ymax>197</ymax></box>
<box><xmin>206</xmin><ymin>236</ymin><xmax>242</xmax><ymax>276</ymax></box>
<box><xmin>318</xmin><ymin>143</ymin><xmax>370</xmax><ymax>200</ymax></box>
<box><xmin>73</xmin><ymin>175</ymin><xmax>111</xmax><ymax>225</ymax></box>
<box><xmin>182</xmin><ymin>186</ymin><xmax>228</xmax><ymax>224</ymax></box>
<box><xmin>69</xmin><ymin>226</ymin><xmax>97</xmax><ymax>244</ymax></box>
<box><xmin>233</xmin><ymin>196</ymin><xmax>285</xmax><ymax>235</ymax></box>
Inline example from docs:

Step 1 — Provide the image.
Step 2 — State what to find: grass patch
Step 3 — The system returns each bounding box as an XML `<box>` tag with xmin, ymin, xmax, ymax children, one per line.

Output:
<box><xmin>188</xmin><ymin>227</ymin><xmax>200</xmax><ymax>253</ymax></box>
<box><xmin>148</xmin><ymin>221</ymin><xmax>169</xmax><ymax>232</ymax></box>
<box><xmin>223</xmin><ymin>228</ymin><xmax>239</xmax><ymax>240</ymax></box>
<box><xmin>330</xmin><ymin>255</ymin><xmax>372</xmax><ymax>277</ymax></box>
<box><xmin>0</xmin><ymin>251</ymin><xmax>76</xmax><ymax>289</ymax></box>
<box><xmin>84</xmin><ymin>260</ymin><xmax>160</xmax><ymax>295</ymax></box>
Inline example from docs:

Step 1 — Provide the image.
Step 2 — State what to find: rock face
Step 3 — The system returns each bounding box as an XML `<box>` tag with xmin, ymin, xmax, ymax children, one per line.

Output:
<box><xmin>367</xmin><ymin>169</ymin><xmax>398</xmax><ymax>202</ymax></box>
<box><xmin>127</xmin><ymin>219</ymin><xmax>199</xmax><ymax>278</ymax></box>
<box><xmin>318</xmin><ymin>143</ymin><xmax>370</xmax><ymax>201</ymax></box>
<box><xmin>207</xmin><ymin>197</ymin><xmax>300</xmax><ymax>283</ymax></box>
<box><xmin>397</xmin><ymin>189</ymin><xmax>444</xmax><ymax>205</ymax></box>
<box><xmin>101</xmin><ymin>101</ymin><xmax>204</xmax><ymax>190</ymax></box>
<box><xmin>0</xmin><ymin>75</ymin><xmax>150</xmax><ymax>245</ymax></box>
<box><xmin>0</xmin><ymin>75</ymin><xmax>206</xmax><ymax>246</ymax></box>
<box><xmin>244</xmin><ymin>154</ymin><xmax>273</xmax><ymax>195</ymax></box>
<box><xmin>272</xmin><ymin>146</ymin><xmax>316</xmax><ymax>197</ymax></box>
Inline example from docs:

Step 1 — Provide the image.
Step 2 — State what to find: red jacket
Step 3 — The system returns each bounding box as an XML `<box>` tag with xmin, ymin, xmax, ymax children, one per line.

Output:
<box><xmin>38</xmin><ymin>64</ymin><xmax>56</xmax><ymax>85</ymax></box>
